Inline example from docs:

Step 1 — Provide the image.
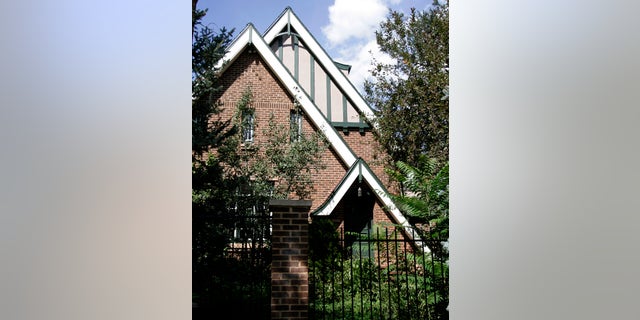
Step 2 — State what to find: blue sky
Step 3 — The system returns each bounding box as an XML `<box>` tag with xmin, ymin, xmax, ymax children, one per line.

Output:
<box><xmin>197</xmin><ymin>0</ymin><xmax>431</xmax><ymax>89</ymax></box>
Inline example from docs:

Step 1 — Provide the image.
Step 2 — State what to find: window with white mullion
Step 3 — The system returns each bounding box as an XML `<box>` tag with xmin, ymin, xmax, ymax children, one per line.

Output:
<box><xmin>242</xmin><ymin>112</ymin><xmax>254</xmax><ymax>142</ymax></box>
<box><xmin>290</xmin><ymin>110</ymin><xmax>302</xmax><ymax>142</ymax></box>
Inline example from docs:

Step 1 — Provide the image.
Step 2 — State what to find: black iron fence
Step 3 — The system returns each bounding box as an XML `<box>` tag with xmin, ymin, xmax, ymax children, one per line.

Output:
<box><xmin>193</xmin><ymin>202</ymin><xmax>272</xmax><ymax>320</ymax></box>
<box><xmin>309</xmin><ymin>224</ymin><xmax>449</xmax><ymax>320</ymax></box>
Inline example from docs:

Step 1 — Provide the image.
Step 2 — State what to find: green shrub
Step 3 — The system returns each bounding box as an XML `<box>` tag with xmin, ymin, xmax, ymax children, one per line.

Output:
<box><xmin>309</xmin><ymin>222</ymin><xmax>448</xmax><ymax>319</ymax></box>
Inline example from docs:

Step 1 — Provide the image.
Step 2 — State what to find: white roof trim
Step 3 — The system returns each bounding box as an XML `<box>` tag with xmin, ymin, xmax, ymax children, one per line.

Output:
<box><xmin>263</xmin><ymin>8</ymin><xmax>378</xmax><ymax>128</ymax></box>
<box><xmin>216</xmin><ymin>24</ymin><xmax>357</xmax><ymax>166</ymax></box>
<box><xmin>214</xmin><ymin>25</ymin><xmax>248</xmax><ymax>73</ymax></box>
<box><xmin>314</xmin><ymin>167</ymin><xmax>358</xmax><ymax>217</ymax></box>
<box><xmin>316</xmin><ymin>160</ymin><xmax>429</xmax><ymax>252</ymax></box>
<box><xmin>362</xmin><ymin>165</ymin><xmax>428</xmax><ymax>252</ymax></box>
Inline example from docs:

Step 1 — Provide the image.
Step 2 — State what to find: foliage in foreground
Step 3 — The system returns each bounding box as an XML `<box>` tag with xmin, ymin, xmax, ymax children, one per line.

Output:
<box><xmin>388</xmin><ymin>156</ymin><xmax>449</xmax><ymax>259</ymax></box>
<box><xmin>192</xmin><ymin>2</ymin><xmax>238</xmax><ymax>309</ymax></box>
<box><xmin>193</xmin><ymin>19</ymin><xmax>326</xmax><ymax>311</ymax></box>
<box><xmin>309</xmin><ymin>220</ymin><xmax>449</xmax><ymax>320</ymax></box>
<box><xmin>217</xmin><ymin>88</ymin><xmax>327</xmax><ymax>200</ymax></box>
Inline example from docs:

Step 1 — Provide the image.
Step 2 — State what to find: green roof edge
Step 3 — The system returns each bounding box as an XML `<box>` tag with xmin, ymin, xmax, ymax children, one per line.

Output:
<box><xmin>333</xmin><ymin>61</ymin><xmax>352</xmax><ymax>72</ymax></box>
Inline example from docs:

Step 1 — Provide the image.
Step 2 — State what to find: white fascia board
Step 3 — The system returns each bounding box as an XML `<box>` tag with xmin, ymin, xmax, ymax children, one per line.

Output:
<box><xmin>316</xmin><ymin>160</ymin><xmax>428</xmax><ymax>252</ymax></box>
<box><xmin>264</xmin><ymin>9</ymin><xmax>378</xmax><ymax>127</ymax></box>
<box><xmin>219</xmin><ymin>24</ymin><xmax>357</xmax><ymax>166</ymax></box>
<box><xmin>360</xmin><ymin>167</ymin><xmax>405</xmax><ymax>226</ymax></box>
<box><xmin>361</xmin><ymin>165</ymin><xmax>429</xmax><ymax>253</ymax></box>
<box><xmin>214</xmin><ymin>25</ymin><xmax>251</xmax><ymax>72</ymax></box>
<box><xmin>314</xmin><ymin>168</ymin><xmax>359</xmax><ymax>216</ymax></box>
<box><xmin>263</xmin><ymin>13</ymin><xmax>289</xmax><ymax>40</ymax></box>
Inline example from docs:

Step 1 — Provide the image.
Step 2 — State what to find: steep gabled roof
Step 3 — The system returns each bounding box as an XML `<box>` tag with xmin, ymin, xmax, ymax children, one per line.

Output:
<box><xmin>216</xmin><ymin>23</ymin><xmax>357</xmax><ymax>166</ymax></box>
<box><xmin>214</xmin><ymin>10</ymin><xmax>426</xmax><ymax>250</ymax></box>
<box><xmin>263</xmin><ymin>7</ymin><xmax>377</xmax><ymax>127</ymax></box>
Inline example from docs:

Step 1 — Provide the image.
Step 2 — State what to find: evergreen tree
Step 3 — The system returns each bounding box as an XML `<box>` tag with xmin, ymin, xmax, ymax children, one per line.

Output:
<box><xmin>191</xmin><ymin>0</ymin><xmax>236</xmax><ymax>308</ymax></box>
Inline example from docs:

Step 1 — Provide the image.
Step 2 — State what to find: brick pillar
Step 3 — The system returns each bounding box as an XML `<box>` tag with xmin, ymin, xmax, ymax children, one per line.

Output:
<box><xmin>269</xmin><ymin>199</ymin><xmax>311</xmax><ymax>320</ymax></box>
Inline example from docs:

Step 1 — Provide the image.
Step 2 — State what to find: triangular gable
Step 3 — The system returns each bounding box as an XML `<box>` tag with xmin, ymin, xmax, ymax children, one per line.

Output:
<box><xmin>313</xmin><ymin>158</ymin><xmax>428</xmax><ymax>252</ymax></box>
<box><xmin>216</xmin><ymin>23</ymin><xmax>357</xmax><ymax>166</ymax></box>
<box><xmin>263</xmin><ymin>7</ymin><xmax>378</xmax><ymax>128</ymax></box>
<box><xmin>215</xmin><ymin>15</ymin><xmax>425</xmax><ymax>251</ymax></box>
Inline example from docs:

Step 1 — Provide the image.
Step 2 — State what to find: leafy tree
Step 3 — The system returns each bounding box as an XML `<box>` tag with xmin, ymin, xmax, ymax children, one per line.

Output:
<box><xmin>218</xmin><ymin>88</ymin><xmax>328</xmax><ymax>200</ymax></box>
<box><xmin>365</xmin><ymin>0</ymin><xmax>449</xmax><ymax>168</ymax></box>
<box><xmin>365</xmin><ymin>3</ymin><xmax>449</xmax><ymax>315</ymax></box>
<box><xmin>387</xmin><ymin>156</ymin><xmax>449</xmax><ymax>318</ymax></box>
<box><xmin>387</xmin><ymin>156</ymin><xmax>449</xmax><ymax>257</ymax></box>
<box><xmin>366</xmin><ymin>0</ymin><xmax>449</xmax><ymax>253</ymax></box>
<box><xmin>261</xmin><ymin>109</ymin><xmax>327</xmax><ymax>199</ymax></box>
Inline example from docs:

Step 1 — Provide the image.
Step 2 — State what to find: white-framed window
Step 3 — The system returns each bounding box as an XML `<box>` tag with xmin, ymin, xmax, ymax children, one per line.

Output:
<box><xmin>290</xmin><ymin>110</ymin><xmax>302</xmax><ymax>142</ymax></box>
<box><xmin>242</xmin><ymin>112</ymin><xmax>254</xmax><ymax>142</ymax></box>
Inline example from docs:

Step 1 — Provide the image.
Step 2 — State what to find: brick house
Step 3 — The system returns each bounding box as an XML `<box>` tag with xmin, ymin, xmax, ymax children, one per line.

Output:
<box><xmin>214</xmin><ymin>7</ymin><xmax>422</xmax><ymax>245</ymax></box>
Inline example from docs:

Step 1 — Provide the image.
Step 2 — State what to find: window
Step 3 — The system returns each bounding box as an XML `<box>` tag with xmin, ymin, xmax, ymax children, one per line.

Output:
<box><xmin>242</xmin><ymin>112</ymin><xmax>254</xmax><ymax>142</ymax></box>
<box><xmin>290</xmin><ymin>110</ymin><xmax>302</xmax><ymax>142</ymax></box>
<box><xmin>230</xmin><ymin>181</ymin><xmax>273</xmax><ymax>242</ymax></box>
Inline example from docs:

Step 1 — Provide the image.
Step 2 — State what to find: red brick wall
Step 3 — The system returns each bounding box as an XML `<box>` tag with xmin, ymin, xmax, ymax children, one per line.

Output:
<box><xmin>270</xmin><ymin>200</ymin><xmax>311</xmax><ymax>320</ymax></box>
<box><xmin>217</xmin><ymin>48</ymin><xmax>292</xmax><ymax>105</ymax></box>
<box><xmin>215</xmin><ymin>48</ymin><xmax>400</xmax><ymax>228</ymax></box>
<box><xmin>340</xmin><ymin>128</ymin><xmax>400</xmax><ymax>227</ymax></box>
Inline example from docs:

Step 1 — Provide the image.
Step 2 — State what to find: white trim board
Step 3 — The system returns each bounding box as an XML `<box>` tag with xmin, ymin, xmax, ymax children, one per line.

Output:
<box><xmin>314</xmin><ymin>160</ymin><xmax>428</xmax><ymax>252</ymax></box>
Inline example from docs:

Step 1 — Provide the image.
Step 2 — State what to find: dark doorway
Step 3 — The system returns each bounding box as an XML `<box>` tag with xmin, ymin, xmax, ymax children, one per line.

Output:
<box><xmin>343</xmin><ymin>184</ymin><xmax>375</xmax><ymax>257</ymax></box>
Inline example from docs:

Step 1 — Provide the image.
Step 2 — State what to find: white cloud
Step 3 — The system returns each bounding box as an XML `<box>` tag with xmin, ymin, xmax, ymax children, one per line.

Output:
<box><xmin>342</xmin><ymin>40</ymin><xmax>396</xmax><ymax>90</ymax></box>
<box><xmin>322</xmin><ymin>0</ymin><xmax>388</xmax><ymax>47</ymax></box>
<box><xmin>321</xmin><ymin>0</ymin><xmax>402</xmax><ymax>89</ymax></box>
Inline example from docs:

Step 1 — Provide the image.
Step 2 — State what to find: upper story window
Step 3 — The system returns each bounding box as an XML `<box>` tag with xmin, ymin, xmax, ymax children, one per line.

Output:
<box><xmin>242</xmin><ymin>111</ymin><xmax>254</xmax><ymax>142</ymax></box>
<box><xmin>290</xmin><ymin>110</ymin><xmax>302</xmax><ymax>142</ymax></box>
